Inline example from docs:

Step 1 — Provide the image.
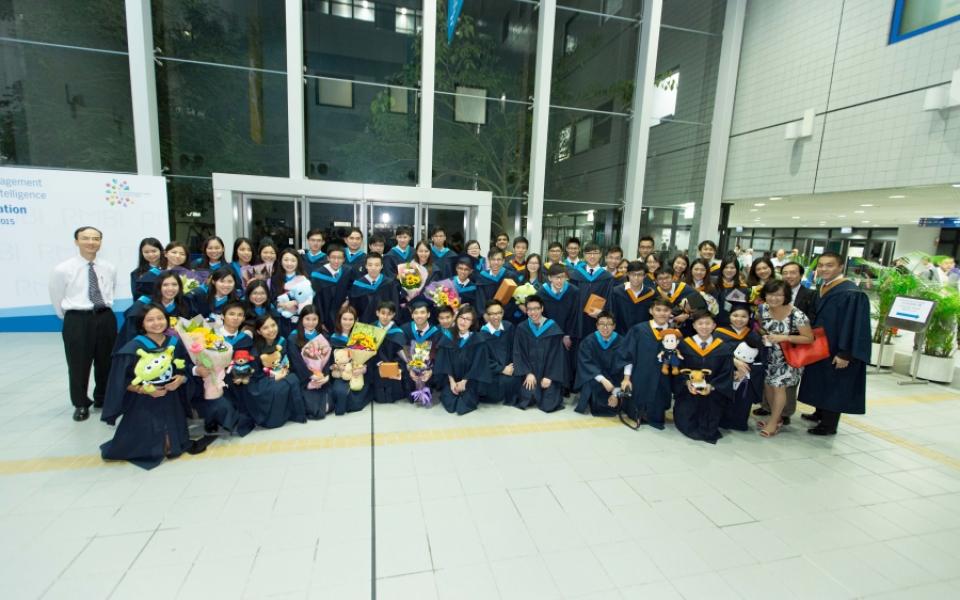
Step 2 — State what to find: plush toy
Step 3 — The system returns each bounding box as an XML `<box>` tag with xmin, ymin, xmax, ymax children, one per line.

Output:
<box><xmin>260</xmin><ymin>344</ymin><xmax>289</xmax><ymax>378</ymax></box>
<box><xmin>228</xmin><ymin>349</ymin><xmax>255</xmax><ymax>385</ymax></box>
<box><xmin>657</xmin><ymin>329</ymin><xmax>684</xmax><ymax>375</ymax></box>
<box><xmin>276</xmin><ymin>278</ymin><xmax>315</xmax><ymax>322</ymax></box>
<box><xmin>332</xmin><ymin>348</ymin><xmax>353</xmax><ymax>382</ymax></box>
<box><xmin>732</xmin><ymin>342</ymin><xmax>759</xmax><ymax>390</ymax></box>
<box><xmin>680</xmin><ymin>368</ymin><xmax>713</xmax><ymax>395</ymax></box>
<box><xmin>131</xmin><ymin>346</ymin><xmax>185</xmax><ymax>394</ymax></box>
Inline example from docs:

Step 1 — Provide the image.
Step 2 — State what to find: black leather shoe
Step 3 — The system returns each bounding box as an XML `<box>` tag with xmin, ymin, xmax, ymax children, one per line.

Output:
<box><xmin>752</xmin><ymin>407</ymin><xmax>771</xmax><ymax>416</ymax></box>
<box><xmin>801</xmin><ymin>412</ymin><xmax>821</xmax><ymax>422</ymax></box>
<box><xmin>807</xmin><ymin>425</ymin><xmax>836</xmax><ymax>436</ymax></box>
<box><xmin>73</xmin><ymin>407</ymin><xmax>90</xmax><ymax>422</ymax></box>
<box><xmin>781</xmin><ymin>417</ymin><xmax>791</xmax><ymax>426</ymax></box>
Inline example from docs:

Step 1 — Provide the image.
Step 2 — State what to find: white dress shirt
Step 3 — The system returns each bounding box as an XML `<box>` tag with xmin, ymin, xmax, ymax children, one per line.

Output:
<box><xmin>48</xmin><ymin>255</ymin><xmax>118</xmax><ymax>318</ymax></box>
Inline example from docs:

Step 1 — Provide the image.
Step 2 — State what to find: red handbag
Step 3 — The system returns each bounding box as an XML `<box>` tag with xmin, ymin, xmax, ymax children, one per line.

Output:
<box><xmin>779</xmin><ymin>311</ymin><xmax>830</xmax><ymax>368</ymax></box>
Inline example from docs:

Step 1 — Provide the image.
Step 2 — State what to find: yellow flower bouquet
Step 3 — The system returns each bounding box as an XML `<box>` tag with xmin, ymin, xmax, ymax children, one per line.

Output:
<box><xmin>346</xmin><ymin>323</ymin><xmax>387</xmax><ymax>391</ymax></box>
<box><xmin>397</xmin><ymin>262</ymin><xmax>428</xmax><ymax>300</ymax></box>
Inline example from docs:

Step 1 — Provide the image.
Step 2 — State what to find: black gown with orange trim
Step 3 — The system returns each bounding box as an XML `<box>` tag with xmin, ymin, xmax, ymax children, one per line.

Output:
<box><xmin>672</xmin><ymin>336</ymin><xmax>733</xmax><ymax>444</ymax></box>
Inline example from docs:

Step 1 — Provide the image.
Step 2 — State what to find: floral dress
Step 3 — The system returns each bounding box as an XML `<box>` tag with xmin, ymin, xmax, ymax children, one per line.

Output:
<box><xmin>758</xmin><ymin>304</ymin><xmax>809</xmax><ymax>387</ymax></box>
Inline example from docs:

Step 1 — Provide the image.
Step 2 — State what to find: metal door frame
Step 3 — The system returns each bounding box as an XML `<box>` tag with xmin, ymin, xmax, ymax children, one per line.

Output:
<box><xmin>240</xmin><ymin>193</ymin><xmax>302</xmax><ymax>247</ymax></box>
<box><xmin>302</xmin><ymin>197</ymin><xmax>362</xmax><ymax>249</ymax></box>
<box><xmin>423</xmin><ymin>204</ymin><xmax>470</xmax><ymax>242</ymax></box>
<box><xmin>368</xmin><ymin>202</ymin><xmax>421</xmax><ymax>242</ymax></box>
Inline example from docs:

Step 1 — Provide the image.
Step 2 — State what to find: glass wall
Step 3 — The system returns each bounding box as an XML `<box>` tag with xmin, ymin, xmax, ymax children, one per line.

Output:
<box><xmin>641</xmin><ymin>0</ymin><xmax>724</xmax><ymax>253</ymax></box>
<box><xmin>0</xmin><ymin>0</ymin><xmax>134</xmax><ymax>172</ymax></box>
<box><xmin>432</xmin><ymin>0</ymin><xmax>537</xmax><ymax>241</ymax></box>
<box><xmin>542</xmin><ymin>0</ymin><xmax>641</xmax><ymax>253</ymax></box>
<box><xmin>304</xmin><ymin>0</ymin><xmax>422</xmax><ymax>186</ymax></box>
<box><xmin>153</xmin><ymin>0</ymin><xmax>288</xmax><ymax>249</ymax></box>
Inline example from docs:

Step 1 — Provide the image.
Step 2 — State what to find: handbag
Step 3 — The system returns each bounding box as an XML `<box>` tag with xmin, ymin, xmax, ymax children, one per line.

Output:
<box><xmin>779</xmin><ymin>310</ymin><xmax>830</xmax><ymax>368</ymax></box>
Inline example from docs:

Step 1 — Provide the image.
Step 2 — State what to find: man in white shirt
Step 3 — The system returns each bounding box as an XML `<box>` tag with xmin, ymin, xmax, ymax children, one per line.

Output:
<box><xmin>932</xmin><ymin>257</ymin><xmax>959</xmax><ymax>289</ymax></box>
<box><xmin>48</xmin><ymin>226</ymin><xmax>118</xmax><ymax>421</ymax></box>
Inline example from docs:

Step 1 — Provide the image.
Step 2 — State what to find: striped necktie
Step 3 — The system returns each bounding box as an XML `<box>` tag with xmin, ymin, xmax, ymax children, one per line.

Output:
<box><xmin>88</xmin><ymin>262</ymin><xmax>106</xmax><ymax>309</ymax></box>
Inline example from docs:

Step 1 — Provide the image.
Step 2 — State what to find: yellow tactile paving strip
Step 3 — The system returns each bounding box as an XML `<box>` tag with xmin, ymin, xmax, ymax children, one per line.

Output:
<box><xmin>1</xmin><ymin>391</ymin><xmax>958</xmax><ymax>476</ymax></box>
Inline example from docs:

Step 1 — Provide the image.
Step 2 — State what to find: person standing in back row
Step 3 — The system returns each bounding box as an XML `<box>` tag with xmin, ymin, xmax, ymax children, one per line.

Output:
<box><xmin>48</xmin><ymin>226</ymin><xmax>119</xmax><ymax>422</ymax></box>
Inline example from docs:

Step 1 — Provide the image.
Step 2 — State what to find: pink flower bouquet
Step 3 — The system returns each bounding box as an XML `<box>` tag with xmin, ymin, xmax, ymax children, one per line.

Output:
<box><xmin>173</xmin><ymin>315</ymin><xmax>233</xmax><ymax>399</ymax></box>
<box><xmin>301</xmin><ymin>335</ymin><xmax>332</xmax><ymax>390</ymax></box>
<box><xmin>424</xmin><ymin>279</ymin><xmax>461</xmax><ymax>310</ymax></box>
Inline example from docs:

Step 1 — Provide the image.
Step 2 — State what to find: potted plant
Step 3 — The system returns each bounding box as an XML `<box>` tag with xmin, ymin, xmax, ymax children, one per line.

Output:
<box><xmin>856</xmin><ymin>258</ymin><xmax>921</xmax><ymax>367</ymax></box>
<box><xmin>912</xmin><ymin>281</ymin><xmax>960</xmax><ymax>383</ymax></box>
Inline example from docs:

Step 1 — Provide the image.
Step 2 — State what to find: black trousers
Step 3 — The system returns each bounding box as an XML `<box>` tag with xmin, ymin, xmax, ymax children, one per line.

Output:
<box><xmin>62</xmin><ymin>309</ymin><xmax>117</xmax><ymax>408</ymax></box>
<box><xmin>817</xmin><ymin>409</ymin><xmax>841</xmax><ymax>432</ymax></box>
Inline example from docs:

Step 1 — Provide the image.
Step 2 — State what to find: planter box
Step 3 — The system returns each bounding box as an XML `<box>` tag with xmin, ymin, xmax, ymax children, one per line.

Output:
<box><xmin>869</xmin><ymin>343</ymin><xmax>896</xmax><ymax>367</ymax></box>
<box><xmin>911</xmin><ymin>355</ymin><xmax>956</xmax><ymax>383</ymax></box>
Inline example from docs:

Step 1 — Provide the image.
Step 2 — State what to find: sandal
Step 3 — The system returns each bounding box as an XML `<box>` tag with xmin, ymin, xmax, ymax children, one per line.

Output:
<box><xmin>758</xmin><ymin>421</ymin><xmax>783</xmax><ymax>438</ymax></box>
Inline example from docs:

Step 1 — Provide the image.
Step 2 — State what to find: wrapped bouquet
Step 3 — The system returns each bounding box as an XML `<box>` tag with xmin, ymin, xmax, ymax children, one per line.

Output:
<box><xmin>170</xmin><ymin>266</ymin><xmax>208</xmax><ymax>296</ymax></box>
<box><xmin>397</xmin><ymin>262</ymin><xmax>428</xmax><ymax>300</ymax></box>
<box><xmin>406</xmin><ymin>341</ymin><xmax>433</xmax><ymax>407</ymax></box>
<box><xmin>174</xmin><ymin>315</ymin><xmax>233</xmax><ymax>399</ymax></box>
<box><xmin>346</xmin><ymin>323</ymin><xmax>387</xmax><ymax>391</ymax></box>
<box><xmin>424</xmin><ymin>279</ymin><xmax>461</xmax><ymax>310</ymax></box>
<box><xmin>302</xmin><ymin>335</ymin><xmax>332</xmax><ymax>390</ymax></box>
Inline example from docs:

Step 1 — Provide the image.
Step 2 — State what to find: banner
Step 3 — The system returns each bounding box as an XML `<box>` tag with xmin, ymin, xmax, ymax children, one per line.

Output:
<box><xmin>0</xmin><ymin>166</ymin><xmax>169</xmax><ymax>332</ymax></box>
<box><xmin>447</xmin><ymin>0</ymin><xmax>464</xmax><ymax>44</ymax></box>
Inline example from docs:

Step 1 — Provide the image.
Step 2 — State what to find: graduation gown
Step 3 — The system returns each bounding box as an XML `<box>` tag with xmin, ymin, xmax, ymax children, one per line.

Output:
<box><xmin>618</xmin><ymin>321</ymin><xmax>674</xmax><ymax>429</ymax></box>
<box><xmin>114</xmin><ymin>296</ymin><xmax>189</xmax><ymax>354</ymax></box>
<box><xmin>130</xmin><ymin>266</ymin><xmax>163</xmax><ymax>299</ymax></box>
<box><xmin>797</xmin><ymin>280</ymin><xmax>871</xmax><ymax>415</ymax></box>
<box><xmin>610</xmin><ymin>283</ymin><xmax>656</xmax><ymax>334</ymax></box>
<box><xmin>716</xmin><ymin>282</ymin><xmax>749</xmax><ymax>326</ymax></box>
<box><xmin>329</xmin><ymin>332</ymin><xmax>370</xmax><ymax>414</ymax></box>
<box><xmin>343</xmin><ymin>249</ymin><xmax>367</xmax><ymax>274</ymax></box>
<box><xmin>245</xmin><ymin>337</ymin><xmax>307</xmax><ymax>428</ymax></box>
<box><xmin>287</xmin><ymin>329</ymin><xmax>333</xmax><ymax>419</ymax></box>
<box><xmin>244</xmin><ymin>304</ymin><xmax>287</xmax><ymax>338</ymax></box>
<box><xmin>310</xmin><ymin>265</ymin><xmax>352</xmax><ymax>333</ymax></box>
<box><xmin>404</xmin><ymin>322</ymin><xmax>442</xmax><ymax>390</ymax></box>
<box><xmin>220</xmin><ymin>330</ymin><xmax>256</xmax><ymax>435</ymax></box>
<box><xmin>451</xmin><ymin>277</ymin><xmax>484</xmax><ymax>311</ymax></box>
<box><xmin>568</xmin><ymin>264</ymin><xmax>615</xmax><ymax>340</ymax></box>
<box><xmin>475</xmin><ymin>268</ymin><xmax>522</xmax><ymax>324</ymax></box>
<box><xmin>672</xmin><ymin>337</ymin><xmax>734</xmax><ymax>444</ymax></box>
<box><xmin>478</xmin><ymin>322</ymin><xmax>521</xmax><ymax>406</ymax></box>
<box><xmin>100</xmin><ymin>335</ymin><xmax>191</xmax><ymax>470</ymax></box>
<box><xmin>513</xmin><ymin>318</ymin><xmax>567</xmax><ymax>412</ymax></box>
<box><xmin>382</xmin><ymin>245</ymin><xmax>415</xmax><ymax>276</ymax></box>
<box><xmin>540</xmin><ymin>281</ymin><xmax>580</xmax><ymax>387</ymax></box>
<box><xmin>714</xmin><ymin>326</ymin><xmax>764</xmax><ymax>431</ymax></box>
<box><xmin>369</xmin><ymin>323</ymin><xmax>409</xmax><ymax>403</ymax></box>
<box><xmin>186</xmin><ymin>288</ymin><xmax>236</xmax><ymax>320</ymax></box>
<box><xmin>574</xmin><ymin>331</ymin><xmax>624</xmax><ymax>416</ymax></box>
<box><xmin>434</xmin><ymin>331</ymin><xmax>491</xmax><ymax>415</ymax></box>
<box><xmin>348</xmin><ymin>274</ymin><xmax>401</xmax><ymax>324</ymax></box>
<box><xmin>302</xmin><ymin>250</ymin><xmax>327</xmax><ymax>270</ymax></box>
<box><xmin>430</xmin><ymin>246</ymin><xmax>459</xmax><ymax>280</ymax></box>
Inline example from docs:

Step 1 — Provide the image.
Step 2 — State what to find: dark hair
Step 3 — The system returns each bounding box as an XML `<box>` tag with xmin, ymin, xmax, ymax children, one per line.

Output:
<box><xmin>548</xmin><ymin>241</ymin><xmax>563</xmax><ymax>251</ymax></box>
<box><xmin>513</xmin><ymin>236</ymin><xmax>529</xmax><ymax>248</ymax></box>
<box><xmin>270</xmin><ymin>248</ymin><xmax>307</xmax><ymax>295</ymax></box>
<box><xmin>645</xmin><ymin>252</ymin><xmax>663</xmax><ymax>269</ymax></box>
<box><xmin>606</xmin><ymin>245</ymin><xmax>624</xmax><ymax>257</ymax></box>
<box><xmin>495</xmin><ymin>232</ymin><xmax>509</xmax><ymax>241</ymax></box>
<box><xmin>685</xmin><ymin>259</ymin><xmax>716</xmax><ymax>293</ymax></box>
<box><xmin>690</xmin><ymin>310</ymin><xmax>716</xmax><ymax>324</ymax></box>
<box><xmin>74</xmin><ymin>226</ymin><xmax>103</xmax><ymax>240</ymax></box>
<box><xmin>524</xmin><ymin>294</ymin><xmax>544</xmax><ymax>309</ymax></box>
<box><xmin>135</xmin><ymin>237</ymin><xmax>165</xmax><ymax>276</ymax></box>
<box><xmin>547</xmin><ymin>263</ymin><xmax>566</xmax><ymax>277</ymax></box>
<box><xmin>436</xmin><ymin>304</ymin><xmax>455</xmax><ymax>317</ymax></box>
<box><xmin>334</xmin><ymin>305</ymin><xmax>359</xmax><ymax>335</ymax></box>
<box><xmin>430</xmin><ymin>226</ymin><xmax>446</xmax><ymax>237</ymax></box>
<box><xmin>252</xmin><ymin>313</ymin><xmax>281</xmax><ymax>353</ymax></box>
<box><xmin>596</xmin><ymin>310</ymin><xmax>615</xmax><ymax>323</ymax></box>
<box><xmin>222</xmin><ymin>299</ymin><xmax>246</xmax><ymax>315</ymax></box>
<box><xmin>196</xmin><ymin>236</ymin><xmax>226</xmax><ymax>269</ymax></box>
<box><xmin>583</xmin><ymin>242</ymin><xmax>601</xmax><ymax>254</ymax></box>
<box><xmin>369</xmin><ymin>234</ymin><xmax>386</xmax><ymax>246</ymax></box>
<box><xmin>306</xmin><ymin>228</ymin><xmax>325</xmax><ymax>240</ymax></box>
<box><xmin>136</xmin><ymin>302</ymin><xmax>169</xmax><ymax>334</ymax></box>
<box><xmin>231</xmin><ymin>237</ymin><xmax>255</xmax><ymax>264</ymax></box>
<box><xmin>718</xmin><ymin>256</ymin><xmax>743</xmax><ymax>285</ymax></box>
<box><xmin>415</xmin><ymin>240</ymin><xmax>434</xmax><ymax>267</ymax></box>
<box><xmin>487</xmin><ymin>247</ymin><xmax>505</xmax><ymax>260</ymax></box>
<box><xmin>326</xmin><ymin>243</ymin><xmax>345</xmax><ymax>257</ymax></box>
<box><xmin>698</xmin><ymin>240</ymin><xmax>717</xmax><ymax>251</ymax></box>
<box><xmin>345</xmin><ymin>227</ymin><xmax>363</xmax><ymax>238</ymax></box>
<box><xmin>395</xmin><ymin>226</ymin><xmax>413</xmax><ymax>238</ymax></box>
<box><xmin>454</xmin><ymin>304</ymin><xmax>480</xmax><ymax>331</ymax></box>
<box><xmin>655</xmin><ymin>267</ymin><xmax>674</xmax><ymax>279</ymax></box>
<box><xmin>651</xmin><ymin>297</ymin><xmax>672</xmax><ymax>310</ymax></box>
<box><xmin>780</xmin><ymin>261</ymin><xmax>805</xmax><ymax>277</ymax></box>
<box><xmin>523</xmin><ymin>254</ymin><xmax>544</xmax><ymax>283</ymax></box>
<box><xmin>376</xmin><ymin>300</ymin><xmax>397</xmax><ymax>314</ymax></box>
<box><xmin>747</xmin><ymin>257</ymin><xmax>776</xmax><ymax>286</ymax></box>
<box><xmin>257</xmin><ymin>240</ymin><xmax>279</xmax><ymax>264</ymax></box>
<box><xmin>639</xmin><ymin>235</ymin><xmax>655</xmax><ymax>246</ymax></box>
<box><xmin>149</xmin><ymin>271</ymin><xmax>186</xmax><ymax>314</ymax></box>
<box><xmin>244</xmin><ymin>280</ymin><xmax>272</xmax><ymax>311</ymax></box>
<box><xmin>465</xmin><ymin>239</ymin><xmax>481</xmax><ymax>252</ymax></box>
<box><xmin>293</xmin><ymin>305</ymin><xmax>322</xmax><ymax>348</ymax></box>
<box><xmin>671</xmin><ymin>254</ymin><xmax>689</xmax><ymax>276</ymax></box>
<box><xmin>207</xmin><ymin>267</ymin><xmax>239</xmax><ymax>308</ymax></box>
<box><xmin>485</xmin><ymin>299</ymin><xmax>504</xmax><ymax>311</ymax></box>
<box><xmin>565</xmin><ymin>237</ymin><xmax>581</xmax><ymax>247</ymax></box>
<box><xmin>761</xmin><ymin>279</ymin><xmax>790</xmax><ymax>301</ymax></box>
<box><xmin>818</xmin><ymin>251</ymin><xmax>843</xmax><ymax>265</ymax></box>
<box><xmin>365</xmin><ymin>252</ymin><xmax>383</xmax><ymax>265</ymax></box>
<box><xmin>163</xmin><ymin>241</ymin><xmax>189</xmax><ymax>267</ymax></box>
<box><xmin>626</xmin><ymin>260</ymin><xmax>646</xmax><ymax>274</ymax></box>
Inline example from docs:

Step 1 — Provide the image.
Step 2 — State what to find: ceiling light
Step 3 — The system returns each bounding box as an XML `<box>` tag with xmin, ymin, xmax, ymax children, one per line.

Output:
<box><xmin>838</xmin><ymin>214</ymin><xmax>846</xmax><ymax>217</ymax></box>
<box><xmin>791</xmin><ymin>216</ymin><xmax>800</xmax><ymax>219</ymax></box>
<box><xmin>854</xmin><ymin>210</ymin><xmax>864</xmax><ymax>214</ymax></box>
<box><xmin>754</xmin><ymin>203</ymin><xmax>766</xmax><ymax>207</ymax></box>
<box><xmin>749</xmin><ymin>209</ymin><xmax>758</xmax><ymax>212</ymax></box>
<box><xmin>860</xmin><ymin>204</ymin><xmax>874</xmax><ymax>207</ymax></box>
<box><xmin>753</xmin><ymin>218</ymin><xmax>760</xmax><ymax>221</ymax></box>
<box><xmin>768</xmin><ymin>196</ymin><xmax>783</xmax><ymax>200</ymax></box>
<box><xmin>888</xmin><ymin>195</ymin><xmax>906</xmax><ymax>199</ymax></box>
<box><xmin>862</xmin><ymin>220</ymin><xmax>871</xmax><ymax>223</ymax></box>
<box><xmin>952</xmin><ymin>184</ymin><xmax>960</xmax><ymax>188</ymax></box>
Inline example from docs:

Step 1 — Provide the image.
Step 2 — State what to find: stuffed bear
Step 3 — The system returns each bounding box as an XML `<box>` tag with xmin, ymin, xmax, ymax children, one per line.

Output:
<box><xmin>228</xmin><ymin>349</ymin><xmax>255</xmax><ymax>385</ymax></box>
<box><xmin>680</xmin><ymin>368</ymin><xmax>713</xmax><ymax>395</ymax></box>
<box><xmin>259</xmin><ymin>344</ymin><xmax>288</xmax><ymax>378</ymax></box>
<box><xmin>276</xmin><ymin>278</ymin><xmax>315</xmax><ymax>322</ymax></box>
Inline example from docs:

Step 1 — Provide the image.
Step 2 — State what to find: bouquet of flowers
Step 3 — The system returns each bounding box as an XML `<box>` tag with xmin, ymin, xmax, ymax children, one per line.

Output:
<box><xmin>346</xmin><ymin>323</ymin><xmax>387</xmax><ymax>391</ymax></box>
<box><xmin>512</xmin><ymin>282</ymin><xmax>538</xmax><ymax>305</ymax></box>
<box><xmin>174</xmin><ymin>315</ymin><xmax>233</xmax><ymax>399</ymax></box>
<box><xmin>397</xmin><ymin>262</ymin><xmax>428</xmax><ymax>300</ymax></box>
<box><xmin>302</xmin><ymin>335</ymin><xmax>332</xmax><ymax>390</ymax></box>
<box><xmin>240</xmin><ymin>263</ymin><xmax>272</xmax><ymax>289</ymax></box>
<box><xmin>424</xmin><ymin>279</ymin><xmax>461</xmax><ymax>310</ymax></box>
<box><xmin>406</xmin><ymin>341</ymin><xmax>433</xmax><ymax>407</ymax></box>
<box><xmin>170</xmin><ymin>266</ymin><xmax>208</xmax><ymax>296</ymax></box>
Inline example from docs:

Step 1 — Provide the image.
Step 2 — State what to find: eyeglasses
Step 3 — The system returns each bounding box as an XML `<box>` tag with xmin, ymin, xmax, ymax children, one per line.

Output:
<box><xmin>486</xmin><ymin>311</ymin><xmax>503</xmax><ymax>317</ymax></box>
<box><xmin>597</xmin><ymin>321</ymin><xmax>615</xmax><ymax>328</ymax></box>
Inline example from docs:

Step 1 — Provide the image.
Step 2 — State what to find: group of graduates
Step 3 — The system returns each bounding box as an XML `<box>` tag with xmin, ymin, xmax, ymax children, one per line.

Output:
<box><xmin>103</xmin><ymin>227</ymin><xmax>871</xmax><ymax>469</ymax></box>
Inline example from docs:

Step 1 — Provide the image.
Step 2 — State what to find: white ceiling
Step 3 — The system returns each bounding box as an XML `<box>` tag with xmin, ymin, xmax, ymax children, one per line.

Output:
<box><xmin>726</xmin><ymin>184</ymin><xmax>960</xmax><ymax>228</ymax></box>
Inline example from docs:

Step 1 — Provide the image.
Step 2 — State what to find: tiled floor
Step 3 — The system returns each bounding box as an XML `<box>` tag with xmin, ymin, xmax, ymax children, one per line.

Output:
<box><xmin>2</xmin><ymin>333</ymin><xmax>960</xmax><ymax>599</ymax></box>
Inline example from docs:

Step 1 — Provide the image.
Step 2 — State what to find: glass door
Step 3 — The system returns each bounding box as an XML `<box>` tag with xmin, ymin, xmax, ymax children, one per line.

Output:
<box><xmin>305</xmin><ymin>199</ymin><xmax>360</xmax><ymax>250</ymax></box>
<box><xmin>369</xmin><ymin>203</ymin><xmax>417</xmax><ymax>248</ymax></box>
<box><xmin>247</xmin><ymin>196</ymin><xmax>301</xmax><ymax>249</ymax></box>
<box><xmin>423</xmin><ymin>206</ymin><xmax>470</xmax><ymax>252</ymax></box>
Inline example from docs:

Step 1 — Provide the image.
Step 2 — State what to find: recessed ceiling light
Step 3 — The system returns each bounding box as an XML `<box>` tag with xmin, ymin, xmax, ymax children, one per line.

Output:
<box><xmin>862</xmin><ymin>220</ymin><xmax>871</xmax><ymax>223</ymax></box>
<box><xmin>754</xmin><ymin>203</ymin><xmax>766</xmax><ymax>207</ymax></box>
<box><xmin>754</xmin><ymin>218</ymin><xmax>760</xmax><ymax>221</ymax></box>
<box><xmin>791</xmin><ymin>216</ymin><xmax>800</xmax><ymax>219</ymax></box>
<box><xmin>854</xmin><ymin>210</ymin><xmax>865</xmax><ymax>214</ymax></box>
<box><xmin>838</xmin><ymin>214</ymin><xmax>846</xmax><ymax>217</ymax></box>
<box><xmin>769</xmin><ymin>196</ymin><xmax>783</xmax><ymax>200</ymax></box>
<box><xmin>888</xmin><ymin>195</ymin><xmax>906</xmax><ymax>199</ymax></box>
<box><xmin>860</xmin><ymin>204</ymin><xmax>874</xmax><ymax>207</ymax></box>
<box><xmin>952</xmin><ymin>184</ymin><xmax>960</xmax><ymax>188</ymax></box>
<box><xmin>749</xmin><ymin>209</ymin><xmax>758</xmax><ymax>212</ymax></box>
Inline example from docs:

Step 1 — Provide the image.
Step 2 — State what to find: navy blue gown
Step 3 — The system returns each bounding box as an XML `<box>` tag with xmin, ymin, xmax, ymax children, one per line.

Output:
<box><xmin>714</xmin><ymin>326</ymin><xmax>764</xmax><ymax>431</ymax></box>
<box><xmin>369</xmin><ymin>323</ymin><xmax>409</xmax><ymax>403</ymax></box>
<box><xmin>434</xmin><ymin>331</ymin><xmax>491</xmax><ymax>415</ymax></box>
<box><xmin>310</xmin><ymin>265</ymin><xmax>352</xmax><ymax>333</ymax></box>
<box><xmin>575</xmin><ymin>331</ymin><xmax>624</xmax><ymax>416</ymax></box>
<box><xmin>287</xmin><ymin>329</ymin><xmax>333</xmax><ymax>419</ymax></box>
<box><xmin>618</xmin><ymin>321</ymin><xmax>674</xmax><ymax>429</ymax></box>
<box><xmin>383</xmin><ymin>245</ymin><xmax>415</xmax><ymax>276</ymax></box>
<box><xmin>348</xmin><ymin>274</ymin><xmax>401</xmax><ymax>324</ymax></box>
<box><xmin>672</xmin><ymin>337</ymin><xmax>734</xmax><ymax>444</ymax></box>
<box><xmin>245</xmin><ymin>337</ymin><xmax>307</xmax><ymax>428</ymax></box>
<box><xmin>130</xmin><ymin>266</ymin><xmax>163</xmax><ymax>299</ymax></box>
<box><xmin>475</xmin><ymin>267</ymin><xmax>521</xmax><ymax>323</ymax></box>
<box><xmin>609</xmin><ymin>283</ymin><xmax>655</xmax><ymax>334</ymax></box>
<box><xmin>513</xmin><ymin>318</ymin><xmax>567</xmax><ymax>412</ymax></box>
<box><xmin>100</xmin><ymin>335</ymin><xmax>192</xmax><ymax>470</ymax></box>
<box><xmin>478</xmin><ymin>322</ymin><xmax>521</xmax><ymax>405</ymax></box>
<box><xmin>430</xmin><ymin>246</ymin><xmax>459</xmax><ymax>280</ymax></box>
<box><xmin>329</xmin><ymin>333</ymin><xmax>371</xmax><ymax>415</ymax></box>
<box><xmin>568</xmin><ymin>264</ymin><xmax>615</xmax><ymax>341</ymax></box>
